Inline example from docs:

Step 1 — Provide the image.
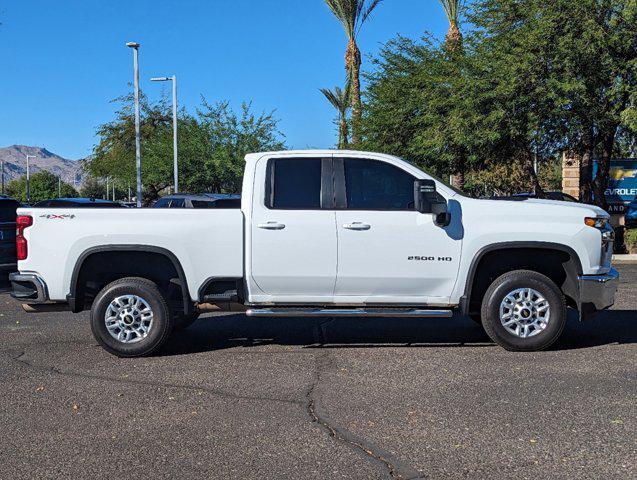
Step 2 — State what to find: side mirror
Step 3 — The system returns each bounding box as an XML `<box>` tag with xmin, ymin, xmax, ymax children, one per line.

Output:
<box><xmin>414</xmin><ymin>179</ymin><xmax>451</xmax><ymax>227</ymax></box>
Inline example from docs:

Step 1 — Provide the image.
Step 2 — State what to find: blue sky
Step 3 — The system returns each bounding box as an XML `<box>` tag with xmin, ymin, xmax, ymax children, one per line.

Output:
<box><xmin>0</xmin><ymin>0</ymin><xmax>449</xmax><ymax>159</ymax></box>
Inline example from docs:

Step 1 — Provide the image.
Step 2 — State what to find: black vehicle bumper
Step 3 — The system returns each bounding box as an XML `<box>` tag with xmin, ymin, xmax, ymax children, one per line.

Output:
<box><xmin>9</xmin><ymin>273</ymin><xmax>49</xmax><ymax>303</ymax></box>
<box><xmin>578</xmin><ymin>268</ymin><xmax>619</xmax><ymax>314</ymax></box>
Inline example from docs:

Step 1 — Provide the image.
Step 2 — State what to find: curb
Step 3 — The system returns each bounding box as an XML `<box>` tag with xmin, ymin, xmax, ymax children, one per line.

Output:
<box><xmin>613</xmin><ymin>254</ymin><xmax>637</xmax><ymax>264</ymax></box>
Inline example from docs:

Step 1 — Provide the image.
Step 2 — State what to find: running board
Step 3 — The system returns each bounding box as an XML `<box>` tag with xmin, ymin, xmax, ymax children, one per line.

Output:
<box><xmin>245</xmin><ymin>308</ymin><xmax>453</xmax><ymax>318</ymax></box>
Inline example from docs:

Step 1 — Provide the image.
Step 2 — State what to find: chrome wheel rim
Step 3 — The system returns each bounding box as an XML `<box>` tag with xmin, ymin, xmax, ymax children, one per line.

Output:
<box><xmin>105</xmin><ymin>295</ymin><xmax>154</xmax><ymax>344</ymax></box>
<box><xmin>499</xmin><ymin>288</ymin><xmax>550</xmax><ymax>339</ymax></box>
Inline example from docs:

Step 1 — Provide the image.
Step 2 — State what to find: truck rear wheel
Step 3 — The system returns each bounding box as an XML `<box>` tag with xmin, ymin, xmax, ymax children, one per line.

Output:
<box><xmin>90</xmin><ymin>277</ymin><xmax>174</xmax><ymax>357</ymax></box>
<box><xmin>481</xmin><ymin>270</ymin><xmax>566</xmax><ymax>352</ymax></box>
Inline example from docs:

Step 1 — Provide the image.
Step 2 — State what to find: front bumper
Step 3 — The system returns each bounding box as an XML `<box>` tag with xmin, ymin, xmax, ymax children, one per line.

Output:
<box><xmin>9</xmin><ymin>273</ymin><xmax>49</xmax><ymax>303</ymax></box>
<box><xmin>578</xmin><ymin>268</ymin><xmax>619</xmax><ymax>312</ymax></box>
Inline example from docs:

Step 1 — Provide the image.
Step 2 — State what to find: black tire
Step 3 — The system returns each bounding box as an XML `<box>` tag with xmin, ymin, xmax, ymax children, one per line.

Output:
<box><xmin>90</xmin><ymin>277</ymin><xmax>174</xmax><ymax>358</ymax></box>
<box><xmin>481</xmin><ymin>270</ymin><xmax>567</xmax><ymax>352</ymax></box>
<box><xmin>173</xmin><ymin>311</ymin><xmax>200</xmax><ymax>331</ymax></box>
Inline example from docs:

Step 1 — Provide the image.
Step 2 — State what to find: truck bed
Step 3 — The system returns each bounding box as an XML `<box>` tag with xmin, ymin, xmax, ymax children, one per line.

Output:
<box><xmin>17</xmin><ymin>208</ymin><xmax>244</xmax><ymax>302</ymax></box>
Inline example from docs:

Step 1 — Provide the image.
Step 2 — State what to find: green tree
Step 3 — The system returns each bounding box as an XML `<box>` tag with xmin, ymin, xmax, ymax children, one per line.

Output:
<box><xmin>193</xmin><ymin>99</ymin><xmax>286</xmax><ymax>193</ymax></box>
<box><xmin>360</xmin><ymin>36</ymin><xmax>479</xmax><ymax>182</ymax></box>
<box><xmin>470</xmin><ymin>0</ymin><xmax>637</xmax><ymax>206</ymax></box>
<box><xmin>324</xmin><ymin>0</ymin><xmax>383</xmax><ymax>145</ymax></box>
<box><xmin>320</xmin><ymin>80</ymin><xmax>351</xmax><ymax>148</ymax></box>
<box><xmin>88</xmin><ymin>93</ymin><xmax>285</xmax><ymax>203</ymax></box>
<box><xmin>556</xmin><ymin>0</ymin><xmax>636</xmax><ymax>206</ymax></box>
<box><xmin>89</xmin><ymin>92</ymin><xmax>175</xmax><ymax>204</ymax></box>
<box><xmin>7</xmin><ymin>171</ymin><xmax>78</xmax><ymax>203</ymax></box>
<box><xmin>362</xmin><ymin>0</ymin><xmax>636</xmax><ymax>203</ymax></box>
<box><xmin>79</xmin><ymin>177</ymin><xmax>107</xmax><ymax>199</ymax></box>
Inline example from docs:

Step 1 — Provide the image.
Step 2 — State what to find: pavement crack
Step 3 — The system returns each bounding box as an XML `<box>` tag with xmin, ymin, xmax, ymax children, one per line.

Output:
<box><xmin>306</xmin><ymin>350</ymin><xmax>425</xmax><ymax>480</ymax></box>
<box><xmin>4</xmin><ymin>349</ymin><xmax>303</xmax><ymax>407</ymax></box>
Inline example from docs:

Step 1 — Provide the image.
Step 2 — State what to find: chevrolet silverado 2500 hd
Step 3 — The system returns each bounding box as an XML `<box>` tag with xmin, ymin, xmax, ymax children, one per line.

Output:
<box><xmin>10</xmin><ymin>151</ymin><xmax>619</xmax><ymax>356</ymax></box>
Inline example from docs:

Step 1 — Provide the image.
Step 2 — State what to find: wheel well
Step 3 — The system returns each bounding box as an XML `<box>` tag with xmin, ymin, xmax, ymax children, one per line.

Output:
<box><xmin>466</xmin><ymin>247</ymin><xmax>580</xmax><ymax>314</ymax></box>
<box><xmin>70</xmin><ymin>249</ymin><xmax>190</xmax><ymax>314</ymax></box>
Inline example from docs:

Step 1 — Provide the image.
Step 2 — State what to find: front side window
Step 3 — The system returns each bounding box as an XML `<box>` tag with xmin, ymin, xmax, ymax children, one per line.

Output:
<box><xmin>267</xmin><ymin>158</ymin><xmax>322</xmax><ymax>209</ymax></box>
<box><xmin>344</xmin><ymin>158</ymin><xmax>415</xmax><ymax>210</ymax></box>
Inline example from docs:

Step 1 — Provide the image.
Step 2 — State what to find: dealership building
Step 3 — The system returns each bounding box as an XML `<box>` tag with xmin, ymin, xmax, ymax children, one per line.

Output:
<box><xmin>562</xmin><ymin>153</ymin><xmax>637</xmax><ymax>226</ymax></box>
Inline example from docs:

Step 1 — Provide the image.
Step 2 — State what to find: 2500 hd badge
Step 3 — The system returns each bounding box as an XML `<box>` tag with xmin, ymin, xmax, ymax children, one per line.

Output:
<box><xmin>408</xmin><ymin>256</ymin><xmax>453</xmax><ymax>262</ymax></box>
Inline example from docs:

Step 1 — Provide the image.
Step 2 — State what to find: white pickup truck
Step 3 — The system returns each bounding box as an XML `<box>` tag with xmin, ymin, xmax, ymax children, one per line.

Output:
<box><xmin>10</xmin><ymin>150</ymin><xmax>618</xmax><ymax>357</ymax></box>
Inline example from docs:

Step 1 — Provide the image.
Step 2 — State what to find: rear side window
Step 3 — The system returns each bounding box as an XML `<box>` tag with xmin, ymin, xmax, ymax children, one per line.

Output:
<box><xmin>0</xmin><ymin>200</ymin><xmax>18</xmax><ymax>222</ymax></box>
<box><xmin>170</xmin><ymin>198</ymin><xmax>186</xmax><ymax>208</ymax></box>
<box><xmin>344</xmin><ymin>158</ymin><xmax>415</xmax><ymax>210</ymax></box>
<box><xmin>266</xmin><ymin>158</ymin><xmax>322</xmax><ymax>209</ymax></box>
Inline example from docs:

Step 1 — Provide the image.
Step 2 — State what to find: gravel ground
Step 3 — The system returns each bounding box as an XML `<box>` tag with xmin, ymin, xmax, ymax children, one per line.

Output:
<box><xmin>0</xmin><ymin>266</ymin><xmax>635</xmax><ymax>479</ymax></box>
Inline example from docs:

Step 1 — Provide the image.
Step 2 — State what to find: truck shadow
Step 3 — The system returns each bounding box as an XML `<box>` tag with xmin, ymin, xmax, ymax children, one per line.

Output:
<box><xmin>163</xmin><ymin>309</ymin><xmax>636</xmax><ymax>356</ymax></box>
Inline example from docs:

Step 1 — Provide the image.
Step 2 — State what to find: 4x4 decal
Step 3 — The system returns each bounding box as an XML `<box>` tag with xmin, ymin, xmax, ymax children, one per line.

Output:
<box><xmin>39</xmin><ymin>214</ymin><xmax>76</xmax><ymax>220</ymax></box>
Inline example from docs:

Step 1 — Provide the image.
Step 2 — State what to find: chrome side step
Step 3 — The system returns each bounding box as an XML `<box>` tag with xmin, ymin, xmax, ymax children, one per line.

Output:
<box><xmin>245</xmin><ymin>308</ymin><xmax>453</xmax><ymax>318</ymax></box>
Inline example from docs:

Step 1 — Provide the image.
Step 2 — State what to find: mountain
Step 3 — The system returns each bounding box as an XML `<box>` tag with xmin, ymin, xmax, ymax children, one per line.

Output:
<box><xmin>0</xmin><ymin>145</ymin><xmax>87</xmax><ymax>187</ymax></box>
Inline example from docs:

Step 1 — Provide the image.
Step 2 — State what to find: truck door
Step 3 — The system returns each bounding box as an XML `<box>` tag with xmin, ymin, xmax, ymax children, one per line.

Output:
<box><xmin>250</xmin><ymin>156</ymin><xmax>337</xmax><ymax>298</ymax></box>
<box><xmin>333</xmin><ymin>157</ymin><xmax>462</xmax><ymax>303</ymax></box>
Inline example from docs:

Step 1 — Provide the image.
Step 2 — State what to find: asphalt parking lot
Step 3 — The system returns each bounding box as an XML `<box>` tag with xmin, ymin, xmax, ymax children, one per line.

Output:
<box><xmin>0</xmin><ymin>266</ymin><xmax>635</xmax><ymax>480</ymax></box>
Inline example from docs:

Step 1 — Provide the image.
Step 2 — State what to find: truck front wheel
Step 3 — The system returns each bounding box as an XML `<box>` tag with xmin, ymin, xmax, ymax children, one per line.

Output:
<box><xmin>480</xmin><ymin>270</ymin><xmax>567</xmax><ymax>352</ymax></box>
<box><xmin>90</xmin><ymin>277</ymin><xmax>174</xmax><ymax>357</ymax></box>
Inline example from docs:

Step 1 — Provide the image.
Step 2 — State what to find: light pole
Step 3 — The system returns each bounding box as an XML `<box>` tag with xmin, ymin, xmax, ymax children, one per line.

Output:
<box><xmin>151</xmin><ymin>75</ymin><xmax>178</xmax><ymax>193</ymax></box>
<box><xmin>127</xmin><ymin>42</ymin><xmax>142</xmax><ymax>207</ymax></box>
<box><xmin>25</xmin><ymin>155</ymin><xmax>36</xmax><ymax>204</ymax></box>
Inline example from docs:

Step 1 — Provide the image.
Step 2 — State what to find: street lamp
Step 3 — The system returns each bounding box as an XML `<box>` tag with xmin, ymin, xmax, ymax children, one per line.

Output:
<box><xmin>25</xmin><ymin>154</ymin><xmax>36</xmax><ymax>204</ymax></box>
<box><xmin>151</xmin><ymin>75</ymin><xmax>179</xmax><ymax>193</ymax></box>
<box><xmin>126</xmin><ymin>41</ymin><xmax>142</xmax><ymax>207</ymax></box>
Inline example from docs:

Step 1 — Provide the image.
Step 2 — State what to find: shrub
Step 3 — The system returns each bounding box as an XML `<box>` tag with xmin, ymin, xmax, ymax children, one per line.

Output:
<box><xmin>625</xmin><ymin>229</ymin><xmax>637</xmax><ymax>254</ymax></box>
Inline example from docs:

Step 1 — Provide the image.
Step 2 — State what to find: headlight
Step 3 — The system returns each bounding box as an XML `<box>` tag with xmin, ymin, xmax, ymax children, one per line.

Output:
<box><xmin>585</xmin><ymin>217</ymin><xmax>609</xmax><ymax>229</ymax></box>
<box><xmin>585</xmin><ymin>217</ymin><xmax>615</xmax><ymax>244</ymax></box>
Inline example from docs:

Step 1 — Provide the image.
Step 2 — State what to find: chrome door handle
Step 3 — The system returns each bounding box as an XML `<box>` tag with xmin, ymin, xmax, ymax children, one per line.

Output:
<box><xmin>343</xmin><ymin>222</ymin><xmax>371</xmax><ymax>231</ymax></box>
<box><xmin>258</xmin><ymin>222</ymin><xmax>286</xmax><ymax>230</ymax></box>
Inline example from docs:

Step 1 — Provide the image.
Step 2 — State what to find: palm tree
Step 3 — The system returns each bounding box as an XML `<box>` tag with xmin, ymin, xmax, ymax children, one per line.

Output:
<box><xmin>440</xmin><ymin>0</ymin><xmax>466</xmax><ymax>189</ymax></box>
<box><xmin>439</xmin><ymin>0</ymin><xmax>462</xmax><ymax>51</ymax></box>
<box><xmin>320</xmin><ymin>80</ymin><xmax>351</xmax><ymax>149</ymax></box>
<box><xmin>324</xmin><ymin>0</ymin><xmax>383</xmax><ymax>145</ymax></box>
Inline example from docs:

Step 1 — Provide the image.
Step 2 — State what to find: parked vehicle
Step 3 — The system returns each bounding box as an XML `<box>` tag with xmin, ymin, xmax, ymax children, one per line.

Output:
<box><xmin>0</xmin><ymin>197</ymin><xmax>19</xmax><ymax>273</ymax></box>
<box><xmin>488</xmin><ymin>191</ymin><xmax>579</xmax><ymax>202</ymax></box>
<box><xmin>153</xmin><ymin>193</ymin><xmax>241</xmax><ymax>209</ymax></box>
<box><xmin>33</xmin><ymin>198</ymin><xmax>125</xmax><ymax>208</ymax></box>
<box><xmin>10</xmin><ymin>150</ymin><xmax>618</xmax><ymax>357</ymax></box>
<box><xmin>625</xmin><ymin>199</ymin><xmax>637</xmax><ymax>228</ymax></box>
<box><xmin>512</xmin><ymin>191</ymin><xmax>579</xmax><ymax>202</ymax></box>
